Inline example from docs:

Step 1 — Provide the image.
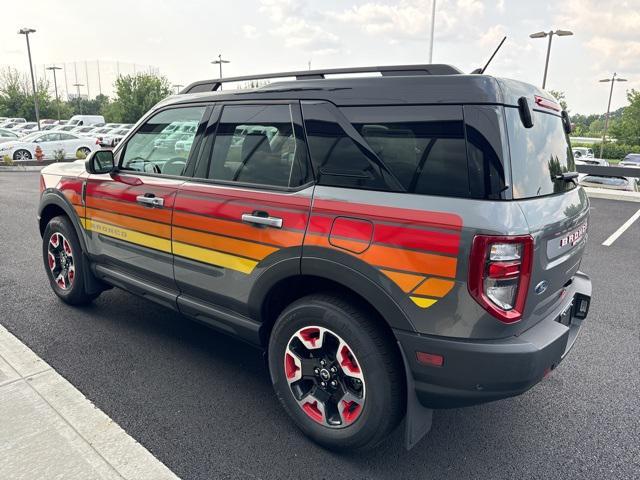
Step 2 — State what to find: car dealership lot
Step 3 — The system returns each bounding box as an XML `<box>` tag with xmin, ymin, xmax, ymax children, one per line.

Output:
<box><xmin>0</xmin><ymin>171</ymin><xmax>638</xmax><ymax>480</ymax></box>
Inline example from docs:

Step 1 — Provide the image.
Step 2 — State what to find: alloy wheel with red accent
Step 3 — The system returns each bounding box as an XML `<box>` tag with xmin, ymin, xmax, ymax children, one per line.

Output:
<box><xmin>47</xmin><ymin>232</ymin><xmax>75</xmax><ymax>290</ymax></box>
<box><xmin>269</xmin><ymin>294</ymin><xmax>405</xmax><ymax>451</ymax></box>
<box><xmin>285</xmin><ymin>326</ymin><xmax>366</xmax><ymax>428</ymax></box>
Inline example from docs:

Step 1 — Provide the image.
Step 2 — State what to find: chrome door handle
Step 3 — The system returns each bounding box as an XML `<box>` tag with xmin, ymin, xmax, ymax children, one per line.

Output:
<box><xmin>241</xmin><ymin>213</ymin><xmax>283</xmax><ymax>229</ymax></box>
<box><xmin>136</xmin><ymin>195</ymin><xmax>164</xmax><ymax>207</ymax></box>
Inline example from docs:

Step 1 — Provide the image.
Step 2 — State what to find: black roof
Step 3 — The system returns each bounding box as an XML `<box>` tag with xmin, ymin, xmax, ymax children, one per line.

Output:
<box><xmin>160</xmin><ymin>64</ymin><xmax>549</xmax><ymax>110</ymax></box>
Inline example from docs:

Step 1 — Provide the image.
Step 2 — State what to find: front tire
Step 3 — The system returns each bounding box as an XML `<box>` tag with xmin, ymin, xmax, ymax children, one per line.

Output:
<box><xmin>13</xmin><ymin>149</ymin><xmax>32</xmax><ymax>161</ymax></box>
<box><xmin>42</xmin><ymin>216</ymin><xmax>99</xmax><ymax>305</ymax></box>
<box><xmin>77</xmin><ymin>147</ymin><xmax>91</xmax><ymax>158</ymax></box>
<box><xmin>268</xmin><ymin>294</ymin><xmax>405</xmax><ymax>451</ymax></box>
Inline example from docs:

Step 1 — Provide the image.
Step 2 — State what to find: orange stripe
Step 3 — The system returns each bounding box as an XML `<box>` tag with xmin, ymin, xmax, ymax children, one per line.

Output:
<box><xmin>73</xmin><ymin>205</ymin><xmax>84</xmax><ymax>217</ymax></box>
<box><xmin>63</xmin><ymin>190</ymin><xmax>82</xmax><ymax>205</ymax></box>
<box><xmin>173</xmin><ymin>227</ymin><xmax>278</xmax><ymax>260</ymax></box>
<box><xmin>86</xmin><ymin>207</ymin><xmax>171</xmax><ymax>239</ymax></box>
<box><xmin>305</xmin><ymin>234</ymin><xmax>457</xmax><ymax>278</ymax></box>
<box><xmin>173</xmin><ymin>211</ymin><xmax>303</xmax><ymax>248</ymax></box>
<box><xmin>412</xmin><ymin>278</ymin><xmax>455</xmax><ymax>297</ymax></box>
<box><xmin>86</xmin><ymin>196</ymin><xmax>172</xmax><ymax>224</ymax></box>
<box><xmin>380</xmin><ymin>270</ymin><xmax>425</xmax><ymax>293</ymax></box>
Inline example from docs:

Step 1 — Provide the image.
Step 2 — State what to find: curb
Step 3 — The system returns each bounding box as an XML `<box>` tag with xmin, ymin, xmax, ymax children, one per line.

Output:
<box><xmin>0</xmin><ymin>165</ymin><xmax>44</xmax><ymax>172</ymax></box>
<box><xmin>583</xmin><ymin>187</ymin><xmax>640</xmax><ymax>203</ymax></box>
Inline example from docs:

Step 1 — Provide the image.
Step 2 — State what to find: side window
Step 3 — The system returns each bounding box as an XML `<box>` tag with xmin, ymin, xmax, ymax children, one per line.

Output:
<box><xmin>59</xmin><ymin>133</ymin><xmax>74</xmax><ymax>141</ymax></box>
<box><xmin>121</xmin><ymin>106</ymin><xmax>206</xmax><ymax>176</ymax></box>
<box><xmin>207</xmin><ymin>104</ymin><xmax>308</xmax><ymax>188</ymax></box>
<box><xmin>342</xmin><ymin>105</ymin><xmax>470</xmax><ymax>197</ymax></box>
<box><xmin>302</xmin><ymin>102</ymin><xmax>394</xmax><ymax>191</ymax></box>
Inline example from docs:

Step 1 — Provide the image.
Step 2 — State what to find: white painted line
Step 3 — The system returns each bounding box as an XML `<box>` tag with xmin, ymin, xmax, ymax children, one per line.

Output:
<box><xmin>0</xmin><ymin>324</ymin><xmax>180</xmax><ymax>480</ymax></box>
<box><xmin>602</xmin><ymin>208</ymin><xmax>640</xmax><ymax>247</ymax></box>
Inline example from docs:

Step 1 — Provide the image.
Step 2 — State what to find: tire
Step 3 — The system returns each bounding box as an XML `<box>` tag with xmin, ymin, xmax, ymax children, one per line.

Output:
<box><xmin>268</xmin><ymin>293</ymin><xmax>405</xmax><ymax>451</ymax></box>
<box><xmin>77</xmin><ymin>147</ymin><xmax>91</xmax><ymax>157</ymax></box>
<box><xmin>13</xmin><ymin>149</ymin><xmax>32</xmax><ymax>161</ymax></box>
<box><xmin>42</xmin><ymin>215</ymin><xmax>100</xmax><ymax>305</ymax></box>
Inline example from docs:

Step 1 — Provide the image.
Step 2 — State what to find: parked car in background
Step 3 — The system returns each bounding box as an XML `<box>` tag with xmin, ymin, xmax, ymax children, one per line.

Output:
<box><xmin>14</xmin><ymin>122</ymin><xmax>39</xmax><ymax>136</ymax></box>
<box><xmin>0</xmin><ymin>131</ymin><xmax>96</xmax><ymax>161</ymax></box>
<box><xmin>70</xmin><ymin>126</ymin><xmax>99</xmax><ymax>136</ymax></box>
<box><xmin>100</xmin><ymin>127</ymin><xmax>131</xmax><ymax>148</ymax></box>
<box><xmin>52</xmin><ymin>124</ymin><xmax>78</xmax><ymax>133</ymax></box>
<box><xmin>0</xmin><ymin>117</ymin><xmax>8</xmax><ymax>123</ymax></box>
<box><xmin>574</xmin><ymin>157</ymin><xmax>609</xmax><ymax>166</ymax></box>
<box><xmin>54</xmin><ymin>120</ymin><xmax>69</xmax><ymax>125</ymax></box>
<box><xmin>0</xmin><ymin>127</ymin><xmax>20</xmax><ymax>144</ymax></box>
<box><xmin>104</xmin><ymin>123</ymin><xmax>123</xmax><ymax>129</ymax></box>
<box><xmin>41</xmin><ymin>124</ymin><xmax>59</xmax><ymax>131</ymax></box>
<box><xmin>68</xmin><ymin>115</ymin><xmax>105</xmax><ymax>127</ymax></box>
<box><xmin>8</xmin><ymin>118</ymin><xmax>26</xmax><ymax>124</ymax></box>
<box><xmin>573</xmin><ymin>147</ymin><xmax>594</xmax><ymax>159</ymax></box>
<box><xmin>0</xmin><ymin>122</ymin><xmax>24</xmax><ymax>130</ymax></box>
<box><xmin>41</xmin><ymin>119</ymin><xmax>57</xmax><ymax>125</ymax></box>
<box><xmin>580</xmin><ymin>175</ymin><xmax>639</xmax><ymax>191</ymax></box>
<box><xmin>619</xmin><ymin>153</ymin><xmax>640</xmax><ymax>168</ymax></box>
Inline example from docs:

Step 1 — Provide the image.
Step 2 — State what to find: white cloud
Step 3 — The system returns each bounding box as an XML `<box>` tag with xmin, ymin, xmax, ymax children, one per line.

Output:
<box><xmin>270</xmin><ymin>18</ymin><xmax>341</xmax><ymax>55</ymax></box>
<box><xmin>242</xmin><ymin>25</ymin><xmax>260</xmax><ymax>39</ymax></box>
<box><xmin>496</xmin><ymin>0</ymin><xmax>505</xmax><ymax>13</ymax></box>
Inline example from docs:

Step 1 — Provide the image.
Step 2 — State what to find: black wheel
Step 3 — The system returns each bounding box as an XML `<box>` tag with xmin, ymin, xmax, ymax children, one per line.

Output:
<box><xmin>42</xmin><ymin>216</ymin><xmax>99</xmax><ymax>305</ymax></box>
<box><xmin>268</xmin><ymin>294</ymin><xmax>404</xmax><ymax>451</ymax></box>
<box><xmin>13</xmin><ymin>149</ymin><xmax>32</xmax><ymax>161</ymax></box>
<box><xmin>77</xmin><ymin>147</ymin><xmax>91</xmax><ymax>157</ymax></box>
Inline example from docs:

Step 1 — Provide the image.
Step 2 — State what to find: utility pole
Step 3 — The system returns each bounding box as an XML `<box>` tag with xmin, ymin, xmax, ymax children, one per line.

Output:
<box><xmin>63</xmin><ymin>62</ymin><xmax>69</xmax><ymax>100</ymax></box>
<box><xmin>18</xmin><ymin>28</ymin><xmax>41</xmax><ymax>130</ymax></box>
<box><xmin>73</xmin><ymin>83</ymin><xmax>84</xmax><ymax>114</ymax></box>
<box><xmin>598</xmin><ymin>73</ymin><xmax>627</xmax><ymax>158</ymax></box>
<box><xmin>46</xmin><ymin>66</ymin><xmax>63</xmax><ymax>120</ymax></box>
<box><xmin>211</xmin><ymin>54</ymin><xmax>230</xmax><ymax>90</ymax></box>
<box><xmin>97</xmin><ymin>60</ymin><xmax>102</xmax><ymax>96</ymax></box>
<box><xmin>529</xmin><ymin>29</ymin><xmax>573</xmax><ymax>89</ymax></box>
<box><xmin>85</xmin><ymin>60</ymin><xmax>91</xmax><ymax>99</ymax></box>
<box><xmin>428</xmin><ymin>0</ymin><xmax>436</xmax><ymax>63</ymax></box>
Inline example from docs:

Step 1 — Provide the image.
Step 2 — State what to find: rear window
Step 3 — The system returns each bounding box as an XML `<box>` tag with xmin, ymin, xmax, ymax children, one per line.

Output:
<box><xmin>505</xmin><ymin>107</ymin><xmax>576</xmax><ymax>199</ymax></box>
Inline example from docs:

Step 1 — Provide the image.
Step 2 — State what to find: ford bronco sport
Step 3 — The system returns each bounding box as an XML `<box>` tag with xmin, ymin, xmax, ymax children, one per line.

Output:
<box><xmin>38</xmin><ymin>64</ymin><xmax>592</xmax><ymax>451</ymax></box>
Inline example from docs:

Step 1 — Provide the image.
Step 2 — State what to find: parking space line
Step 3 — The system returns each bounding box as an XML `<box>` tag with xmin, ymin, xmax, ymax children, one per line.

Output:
<box><xmin>602</xmin><ymin>208</ymin><xmax>640</xmax><ymax>247</ymax></box>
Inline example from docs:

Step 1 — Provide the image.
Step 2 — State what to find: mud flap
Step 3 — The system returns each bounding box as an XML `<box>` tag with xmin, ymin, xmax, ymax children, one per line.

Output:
<box><xmin>397</xmin><ymin>340</ymin><xmax>433</xmax><ymax>450</ymax></box>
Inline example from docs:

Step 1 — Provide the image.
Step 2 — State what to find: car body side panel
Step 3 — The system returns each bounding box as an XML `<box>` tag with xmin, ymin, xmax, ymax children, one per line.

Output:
<box><xmin>172</xmin><ymin>182</ymin><xmax>313</xmax><ymax>316</ymax></box>
<box><xmin>304</xmin><ymin>186</ymin><xmax>532</xmax><ymax>339</ymax></box>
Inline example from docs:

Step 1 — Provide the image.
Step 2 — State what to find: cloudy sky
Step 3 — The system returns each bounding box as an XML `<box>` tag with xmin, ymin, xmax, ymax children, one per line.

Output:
<box><xmin>3</xmin><ymin>0</ymin><xmax>639</xmax><ymax>114</ymax></box>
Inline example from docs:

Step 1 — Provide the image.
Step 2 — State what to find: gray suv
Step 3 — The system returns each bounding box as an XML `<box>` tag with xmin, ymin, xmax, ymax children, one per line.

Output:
<box><xmin>37</xmin><ymin>64</ymin><xmax>591</xmax><ymax>451</ymax></box>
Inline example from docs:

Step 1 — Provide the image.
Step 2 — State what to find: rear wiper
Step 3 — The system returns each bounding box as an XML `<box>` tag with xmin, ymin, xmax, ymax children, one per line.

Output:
<box><xmin>555</xmin><ymin>171</ymin><xmax>579</xmax><ymax>182</ymax></box>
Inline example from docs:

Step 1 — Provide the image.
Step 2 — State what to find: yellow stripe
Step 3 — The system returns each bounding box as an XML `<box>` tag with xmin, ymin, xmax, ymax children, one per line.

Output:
<box><xmin>410</xmin><ymin>296</ymin><xmax>437</xmax><ymax>309</ymax></box>
<box><xmin>79</xmin><ymin>217</ymin><xmax>87</xmax><ymax>228</ymax></box>
<box><xmin>172</xmin><ymin>241</ymin><xmax>258</xmax><ymax>274</ymax></box>
<box><xmin>84</xmin><ymin>218</ymin><xmax>172</xmax><ymax>253</ymax></box>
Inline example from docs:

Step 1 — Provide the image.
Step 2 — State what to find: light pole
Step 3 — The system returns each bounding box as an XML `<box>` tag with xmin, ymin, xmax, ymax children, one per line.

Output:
<box><xmin>598</xmin><ymin>73</ymin><xmax>627</xmax><ymax>158</ymax></box>
<box><xmin>211</xmin><ymin>54</ymin><xmax>230</xmax><ymax>90</ymax></box>
<box><xmin>428</xmin><ymin>0</ymin><xmax>436</xmax><ymax>63</ymax></box>
<box><xmin>46</xmin><ymin>66</ymin><xmax>63</xmax><ymax>120</ymax></box>
<box><xmin>72</xmin><ymin>83</ymin><xmax>84</xmax><ymax>114</ymax></box>
<box><xmin>18</xmin><ymin>28</ymin><xmax>41</xmax><ymax>130</ymax></box>
<box><xmin>529</xmin><ymin>29</ymin><xmax>573</xmax><ymax>89</ymax></box>
<box><xmin>172</xmin><ymin>84</ymin><xmax>184</xmax><ymax>94</ymax></box>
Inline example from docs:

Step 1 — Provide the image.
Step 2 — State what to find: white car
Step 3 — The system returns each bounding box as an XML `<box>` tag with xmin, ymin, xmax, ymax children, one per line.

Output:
<box><xmin>0</xmin><ymin>131</ymin><xmax>96</xmax><ymax>161</ymax></box>
<box><xmin>100</xmin><ymin>127</ymin><xmax>131</xmax><ymax>148</ymax></box>
<box><xmin>52</xmin><ymin>124</ymin><xmax>78</xmax><ymax>133</ymax></box>
<box><xmin>0</xmin><ymin>128</ymin><xmax>20</xmax><ymax>144</ymax></box>
<box><xmin>572</xmin><ymin>147</ymin><xmax>594</xmax><ymax>159</ymax></box>
<box><xmin>14</xmin><ymin>122</ymin><xmax>39</xmax><ymax>136</ymax></box>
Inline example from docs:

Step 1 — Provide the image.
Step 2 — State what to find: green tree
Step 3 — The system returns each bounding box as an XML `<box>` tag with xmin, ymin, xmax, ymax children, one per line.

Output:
<box><xmin>548</xmin><ymin>90</ymin><xmax>568</xmax><ymax>112</ymax></box>
<box><xmin>107</xmin><ymin>74</ymin><xmax>172</xmax><ymax>123</ymax></box>
<box><xmin>610</xmin><ymin>89</ymin><xmax>640</xmax><ymax>144</ymax></box>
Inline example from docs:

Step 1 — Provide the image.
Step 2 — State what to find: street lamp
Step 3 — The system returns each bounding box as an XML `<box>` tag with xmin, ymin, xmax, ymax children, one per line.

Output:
<box><xmin>18</xmin><ymin>27</ymin><xmax>41</xmax><ymax>130</ymax></box>
<box><xmin>428</xmin><ymin>0</ymin><xmax>436</xmax><ymax>63</ymax></box>
<box><xmin>529</xmin><ymin>29</ymin><xmax>573</xmax><ymax>89</ymax></box>
<box><xmin>598</xmin><ymin>73</ymin><xmax>628</xmax><ymax>158</ymax></box>
<box><xmin>211</xmin><ymin>54</ymin><xmax>230</xmax><ymax>90</ymax></box>
<box><xmin>46</xmin><ymin>66</ymin><xmax>63</xmax><ymax>120</ymax></box>
<box><xmin>172</xmin><ymin>84</ymin><xmax>184</xmax><ymax>94</ymax></box>
<box><xmin>72</xmin><ymin>83</ymin><xmax>84</xmax><ymax>114</ymax></box>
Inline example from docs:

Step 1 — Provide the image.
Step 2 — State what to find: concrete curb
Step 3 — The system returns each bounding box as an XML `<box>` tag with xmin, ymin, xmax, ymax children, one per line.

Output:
<box><xmin>583</xmin><ymin>187</ymin><xmax>640</xmax><ymax>203</ymax></box>
<box><xmin>0</xmin><ymin>165</ymin><xmax>44</xmax><ymax>172</ymax></box>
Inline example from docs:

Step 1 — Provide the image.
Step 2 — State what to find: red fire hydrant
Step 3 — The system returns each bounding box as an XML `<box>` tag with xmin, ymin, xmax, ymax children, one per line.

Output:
<box><xmin>35</xmin><ymin>145</ymin><xmax>44</xmax><ymax>162</ymax></box>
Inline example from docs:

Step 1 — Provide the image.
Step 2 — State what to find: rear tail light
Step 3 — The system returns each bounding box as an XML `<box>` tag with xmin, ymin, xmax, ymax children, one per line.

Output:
<box><xmin>468</xmin><ymin>235</ymin><xmax>533</xmax><ymax>323</ymax></box>
<box><xmin>39</xmin><ymin>174</ymin><xmax>45</xmax><ymax>193</ymax></box>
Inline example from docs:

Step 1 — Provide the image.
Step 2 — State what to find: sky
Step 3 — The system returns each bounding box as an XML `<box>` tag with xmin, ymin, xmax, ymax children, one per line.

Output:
<box><xmin>3</xmin><ymin>0</ymin><xmax>639</xmax><ymax>115</ymax></box>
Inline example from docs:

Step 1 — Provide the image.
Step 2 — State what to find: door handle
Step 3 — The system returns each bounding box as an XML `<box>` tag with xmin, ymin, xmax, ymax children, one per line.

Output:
<box><xmin>241</xmin><ymin>212</ymin><xmax>283</xmax><ymax>229</ymax></box>
<box><xmin>136</xmin><ymin>194</ymin><xmax>164</xmax><ymax>208</ymax></box>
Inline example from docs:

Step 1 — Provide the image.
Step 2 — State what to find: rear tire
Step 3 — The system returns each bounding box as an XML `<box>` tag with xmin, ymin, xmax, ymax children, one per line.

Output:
<box><xmin>13</xmin><ymin>149</ymin><xmax>32</xmax><ymax>161</ymax></box>
<box><xmin>268</xmin><ymin>293</ymin><xmax>405</xmax><ymax>451</ymax></box>
<box><xmin>42</xmin><ymin>216</ymin><xmax>100</xmax><ymax>305</ymax></box>
<box><xmin>77</xmin><ymin>147</ymin><xmax>91</xmax><ymax>158</ymax></box>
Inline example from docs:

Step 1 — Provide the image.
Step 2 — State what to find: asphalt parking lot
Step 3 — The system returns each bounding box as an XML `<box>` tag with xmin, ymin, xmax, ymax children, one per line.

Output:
<box><xmin>1</xmin><ymin>171</ymin><xmax>639</xmax><ymax>480</ymax></box>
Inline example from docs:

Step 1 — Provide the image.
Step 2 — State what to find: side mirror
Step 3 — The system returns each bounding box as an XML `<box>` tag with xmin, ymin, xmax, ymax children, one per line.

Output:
<box><xmin>86</xmin><ymin>150</ymin><xmax>115</xmax><ymax>174</ymax></box>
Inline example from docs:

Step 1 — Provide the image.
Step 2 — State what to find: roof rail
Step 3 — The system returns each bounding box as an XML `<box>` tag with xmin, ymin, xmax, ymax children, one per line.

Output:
<box><xmin>180</xmin><ymin>64</ymin><xmax>462</xmax><ymax>94</ymax></box>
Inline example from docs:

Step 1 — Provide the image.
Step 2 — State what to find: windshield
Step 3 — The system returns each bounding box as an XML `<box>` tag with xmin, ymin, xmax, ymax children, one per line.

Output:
<box><xmin>505</xmin><ymin>107</ymin><xmax>576</xmax><ymax>199</ymax></box>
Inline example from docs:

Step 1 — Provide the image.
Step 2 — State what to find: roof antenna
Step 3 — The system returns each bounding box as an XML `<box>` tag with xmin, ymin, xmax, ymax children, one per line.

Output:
<box><xmin>471</xmin><ymin>36</ymin><xmax>507</xmax><ymax>74</ymax></box>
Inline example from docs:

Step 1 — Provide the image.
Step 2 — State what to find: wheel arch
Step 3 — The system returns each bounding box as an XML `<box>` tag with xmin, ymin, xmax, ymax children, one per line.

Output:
<box><xmin>38</xmin><ymin>191</ymin><xmax>87</xmax><ymax>252</ymax></box>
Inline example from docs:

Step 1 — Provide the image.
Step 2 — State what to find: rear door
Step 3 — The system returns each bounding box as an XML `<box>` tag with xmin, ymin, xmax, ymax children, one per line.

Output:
<box><xmin>172</xmin><ymin>101</ymin><xmax>313</xmax><ymax>318</ymax></box>
<box><xmin>504</xmin><ymin>102</ymin><xmax>589</xmax><ymax>329</ymax></box>
<box><xmin>84</xmin><ymin>105</ymin><xmax>209</xmax><ymax>294</ymax></box>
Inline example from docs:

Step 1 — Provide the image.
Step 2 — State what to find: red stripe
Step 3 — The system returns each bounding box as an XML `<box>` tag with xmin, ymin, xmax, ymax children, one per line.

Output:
<box><xmin>312</xmin><ymin>199</ymin><xmax>462</xmax><ymax>231</ymax></box>
<box><xmin>373</xmin><ymin>224</ymin><xmax>460</xmax><ymax>255</ymax></box>
<box><xmin>307</xmin><ymin>216</ymin><xmax>333</xmax><ymax>235</ymax></box>
<box><xmin>174</xmin><ymin>196</ymin><xmax>309</xmax><ymax>230</ymax></box>
<box><xmin>331</xmin><ymin>217</ymin><xmax>373</xmax><ymax>243</ymax></box>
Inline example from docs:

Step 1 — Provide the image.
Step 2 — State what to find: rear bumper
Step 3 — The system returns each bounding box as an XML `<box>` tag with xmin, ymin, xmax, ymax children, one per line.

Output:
<box><xmin>396</xmin><ymin>271</ymin><xmax>592</xmax><ymax>408</ymax></box>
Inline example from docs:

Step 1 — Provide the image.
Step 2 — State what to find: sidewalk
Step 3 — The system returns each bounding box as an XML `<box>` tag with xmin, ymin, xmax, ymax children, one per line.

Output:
<box><xmin>0</xmin><ymin>324</ymin><xmax>180</xmax><ymax>480</ymax></box>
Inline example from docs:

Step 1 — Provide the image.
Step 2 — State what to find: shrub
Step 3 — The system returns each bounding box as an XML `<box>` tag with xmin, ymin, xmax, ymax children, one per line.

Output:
<box><xmin>53</xmin><ymin>149</ymin><xmax>66</xmax><ymax>162</ymax></box>
<box><xmin>2</xmin><ymin>154</ymin><xmax>13</xmax><ymax>166</ymax></box>
<box><xmin>571</xmin><ymin>142</ymin><xmax>640</xmax><ymax>160</ymax></box>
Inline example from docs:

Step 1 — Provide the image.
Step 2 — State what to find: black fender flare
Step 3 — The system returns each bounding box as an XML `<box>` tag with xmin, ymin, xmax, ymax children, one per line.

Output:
<box><xmin>38</xmin><ymin>190</ymin><xmax>87</xmax><ymax>251</ymax></box>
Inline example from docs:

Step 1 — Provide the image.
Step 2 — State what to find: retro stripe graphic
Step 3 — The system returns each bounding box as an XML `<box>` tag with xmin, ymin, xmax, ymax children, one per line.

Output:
<box><xmin>59</xmin><ymin>179</ymin><xmax>461</xmax><ymax>310</ymax></box>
